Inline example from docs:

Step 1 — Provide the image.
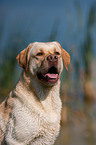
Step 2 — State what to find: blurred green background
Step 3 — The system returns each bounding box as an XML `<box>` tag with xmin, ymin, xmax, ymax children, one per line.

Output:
<box><xmin>0</xmin><ymin>0</ymin><xmax>96</xmax><ymax>145</ymax></box>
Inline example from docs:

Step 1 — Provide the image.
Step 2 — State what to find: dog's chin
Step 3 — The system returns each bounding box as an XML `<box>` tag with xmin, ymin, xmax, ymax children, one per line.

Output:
<box><xmin>37</xmin><ymin>66</ymin><xmax>59</xmax><ymax>86</ymax></box>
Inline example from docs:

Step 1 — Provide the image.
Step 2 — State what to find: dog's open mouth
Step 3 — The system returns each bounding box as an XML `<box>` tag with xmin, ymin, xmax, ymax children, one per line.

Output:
<box><xmin>37</xmin><ymin>66</ymin><xmax>59</xmax><ymax>85</ymax></box>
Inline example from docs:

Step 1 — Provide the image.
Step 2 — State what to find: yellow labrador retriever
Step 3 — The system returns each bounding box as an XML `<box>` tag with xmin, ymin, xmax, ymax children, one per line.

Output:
<box><xmin>0</xmin><ymin>42</ymin><xmax>70</xmax><ymax>145</ymax></box>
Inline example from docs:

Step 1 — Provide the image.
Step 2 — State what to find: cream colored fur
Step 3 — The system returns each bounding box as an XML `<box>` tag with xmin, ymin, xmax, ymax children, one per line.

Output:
<box><xmin>0</xmin><ymin>42</ymin><xmax>70</xmax><ymax>145</ymax></box>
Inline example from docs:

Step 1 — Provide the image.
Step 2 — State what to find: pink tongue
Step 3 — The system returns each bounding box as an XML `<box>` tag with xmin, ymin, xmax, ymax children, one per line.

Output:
<box><xmin>44</xmin><ymin>73</ymin><xmax>58</xmax><ymax>79</ymax></box>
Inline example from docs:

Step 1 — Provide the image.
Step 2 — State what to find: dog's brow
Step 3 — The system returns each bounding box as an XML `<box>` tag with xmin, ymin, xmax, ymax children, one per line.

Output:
<box><xmin>54</xmin><ymin>47</ymin><xmax>58</xmax><ymax>51</ymax></box>
<box><xmin>54</xmin><ymin>47</ymin><xmax>60</xmax><ymax>52</ymax></box>
<box><xmin>37</xmin><ymin>48</ymin><xmax>44</xmax><ymax>52</ymax></box>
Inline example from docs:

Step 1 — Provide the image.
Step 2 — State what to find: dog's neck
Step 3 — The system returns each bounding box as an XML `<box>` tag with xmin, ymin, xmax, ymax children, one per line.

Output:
<box><xmin>16</xmin><ymin>70</ymin><xmax>61</xmax><ymax>113</ymax></box>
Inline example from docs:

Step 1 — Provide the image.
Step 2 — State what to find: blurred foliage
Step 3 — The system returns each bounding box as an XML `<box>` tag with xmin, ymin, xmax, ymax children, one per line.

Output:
<box><xmin>0</xmin><ymin>39</ymin><xmax>17</xmax><ymax>88</ymax></box>
<box><xmin>81</xmin><ymin>5</ymin><xmax>96</xmax><ymax>102</ymax></box>
<box><xmin>82</xmin><ymin>5</ymin><xmax>96</xmax><ymax>78</ymax></box>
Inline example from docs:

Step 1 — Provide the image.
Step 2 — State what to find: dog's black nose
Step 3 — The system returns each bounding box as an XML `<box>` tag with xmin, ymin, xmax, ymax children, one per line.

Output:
<box><xmin>47</xmin><ymin>54</ymin><xmax>58</xmax><ymax>62</ymax></box>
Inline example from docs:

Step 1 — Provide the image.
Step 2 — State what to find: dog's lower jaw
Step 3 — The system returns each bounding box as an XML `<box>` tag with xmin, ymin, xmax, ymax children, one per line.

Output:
<box><xmin>36</xmin><ymin>66</ymin><xmax>60</xmax><ymax>86</ymax></box>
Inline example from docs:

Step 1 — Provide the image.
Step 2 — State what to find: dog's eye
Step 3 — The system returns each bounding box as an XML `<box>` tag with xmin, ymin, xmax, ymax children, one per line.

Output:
<box><xmin>55</xmin><ymin>52</ymin><xmax>60</xmax><ymax>55</ymax></box>
<box><xmin>36</xmin><ymin>52</ymin><xmax>43</xmax><ymax>56</ymax></box>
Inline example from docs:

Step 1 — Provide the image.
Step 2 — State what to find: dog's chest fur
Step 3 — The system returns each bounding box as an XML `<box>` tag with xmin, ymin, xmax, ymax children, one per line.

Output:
<box><xmin>13</xmin><ymin>102</ymin><xmax>60</xmax><ymax>142</ymax></box>
<box><xmin>10</xmin><ymin>81</ymin><xmax>62</xmax><ymax>144</ymax></box>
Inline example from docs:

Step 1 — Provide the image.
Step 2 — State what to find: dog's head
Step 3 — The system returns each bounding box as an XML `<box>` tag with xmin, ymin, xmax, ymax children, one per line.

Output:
<box><xmin>16</xmin><ymin>42</ymin><xmax>70</xmax><ymax>86</ymax></box>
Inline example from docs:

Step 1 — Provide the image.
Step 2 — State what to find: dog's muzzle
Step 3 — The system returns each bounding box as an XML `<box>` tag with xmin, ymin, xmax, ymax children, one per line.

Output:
<box><xmin>37</xmin><ymin>54</ymin><xmax>59</xmax><ymax>86</ymax></box>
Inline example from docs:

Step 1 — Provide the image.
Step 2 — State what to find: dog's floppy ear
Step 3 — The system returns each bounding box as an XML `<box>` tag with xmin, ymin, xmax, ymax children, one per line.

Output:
<box><xmin>16</xmin><ymin>43</ymin><xmax>33</xmax><ymax>71</ymax></box>
<box><xmin>55</xmin><ymin>42</ymin><xmax>70</xmax><ymax>71</ymax></box>
<box><xmin>61</xmin><ymin>48</ymin><xmax>70</xmax><ymax>71</ymax></box>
